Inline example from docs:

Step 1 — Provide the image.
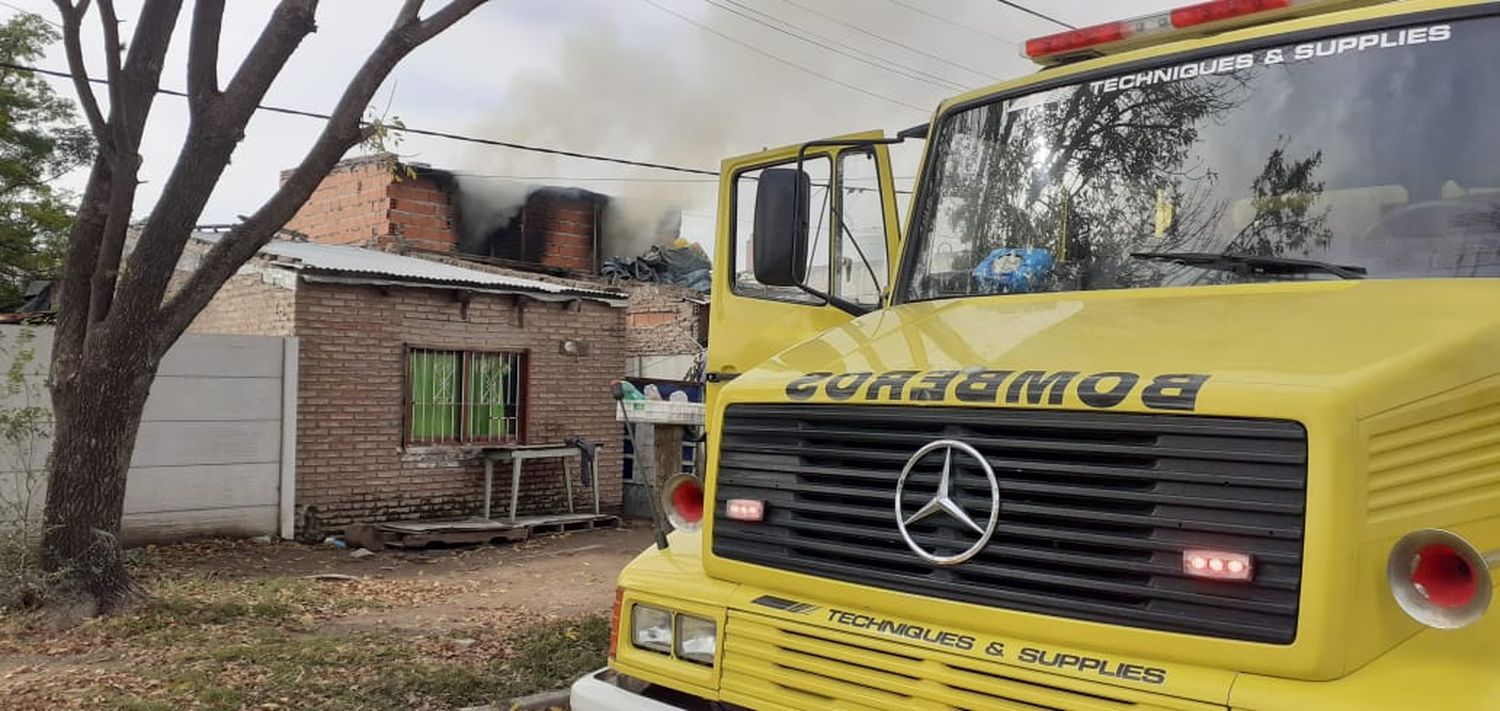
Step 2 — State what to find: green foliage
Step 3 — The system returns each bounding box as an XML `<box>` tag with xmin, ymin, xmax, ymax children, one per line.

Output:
<box><xmin>0</xmin><ymin>13</ymin><xmax>91</xmax><ymax>311</ymax></box>
<box><xmin>0</xmin><ymin>326</ymin><xmax>56</xmax><ymax>609</ymax></box>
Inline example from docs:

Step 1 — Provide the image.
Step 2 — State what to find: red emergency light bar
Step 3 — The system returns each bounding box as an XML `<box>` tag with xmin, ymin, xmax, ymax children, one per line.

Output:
<box><xmin>1026</xmin><ymin>0</ymin><xmax>1319</xmax><ymax>63</ymax></box>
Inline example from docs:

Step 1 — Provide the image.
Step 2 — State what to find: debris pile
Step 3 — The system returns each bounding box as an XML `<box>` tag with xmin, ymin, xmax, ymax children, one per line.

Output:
<box><xmin>601</xmin><ymin>241</ymin><xmax>711</xmax><ymax>292</ymax></box>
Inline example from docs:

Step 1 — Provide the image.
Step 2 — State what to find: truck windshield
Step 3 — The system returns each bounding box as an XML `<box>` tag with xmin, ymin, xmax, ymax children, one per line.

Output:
<box><xmin>904</xmin><ymin>13</ymin><xmax>1500</xmax><ymax>301</ymax></box>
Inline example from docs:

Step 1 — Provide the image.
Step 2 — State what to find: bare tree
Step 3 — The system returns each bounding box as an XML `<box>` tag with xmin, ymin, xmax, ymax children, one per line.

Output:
<box><xmin>43</xmin><ymin>0</ymin><xmax>487</xmax><ymax>614</ymax></box>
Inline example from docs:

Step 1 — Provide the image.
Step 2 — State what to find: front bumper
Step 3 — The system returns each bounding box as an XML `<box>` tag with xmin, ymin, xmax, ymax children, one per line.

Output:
<box><xmin>570</xmin><ymin>668</ymin><xmax>694</xmax><ymax>711</ymax></box>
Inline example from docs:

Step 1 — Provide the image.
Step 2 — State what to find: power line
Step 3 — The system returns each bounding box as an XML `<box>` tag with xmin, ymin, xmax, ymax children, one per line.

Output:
<box><xmin>454</xmin><ymin>172</ymin><xmax>720</xmax><ymax>183</ymax></box>
<box><xmin>702</xmin><ymin>0</ymin><xmax>967</xmax><ymax>92</ymax></box>
<box><xmin>883</xmin><ymin>0</ymin><xmax>1017</xmax><ymax>46</ymax></box>
<box><xmin>772</xmin><ymin>0</ymin><xmax>1000</xmax><ymax>82</ymax></box>
<box><xmin>993</xmin><ymin>0</ymin><xmax>1076</xmax><ymax>30</ymax></box>
<box><xmin>0</xmin><ymin>60</ymin><xmax>722</xmax><ymax>176</ymax></box>
<box><xmin>0</xmin><ymin>1</ymin><xmax>61</xmax><ymax>27</ymax></box>
<box><xmin>637</xmin><ymin>0</ymin><xmax>929</xmax><ymax>113</ymax></box>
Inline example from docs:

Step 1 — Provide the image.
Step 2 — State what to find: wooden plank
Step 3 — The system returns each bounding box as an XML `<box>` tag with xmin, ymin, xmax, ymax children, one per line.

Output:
<box><xmin>389</xmin><ymin>527</ymin><xmax>530</xmax><ymax>548</ymax></box>
<box><xmin>653</xmin><ymin>425</ymin><xmax>684</xmax><ymax>531</ymax></box>
<box><xmin>375</xmin><ymin>514</ymin><xmax>619</xmax><ymax>548</ymax></box>
<box><xmin>379</xmin><ymin>519</ymin><xmax>525</xmax><ymax>534</ymax></box>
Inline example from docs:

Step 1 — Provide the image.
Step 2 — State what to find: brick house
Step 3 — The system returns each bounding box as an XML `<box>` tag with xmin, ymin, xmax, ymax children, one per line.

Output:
<box><xmin>179</xmin><ymin>233</ymin><xmax>627</xmax><ymax>529</ymax></box>
<box><xmin>284</xmin><ymin>153</ymin><xmax>708</xmax><ymax>382</ymax></box>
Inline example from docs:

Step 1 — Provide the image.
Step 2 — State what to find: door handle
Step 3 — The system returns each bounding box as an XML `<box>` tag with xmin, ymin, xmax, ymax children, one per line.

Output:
<box><xmin>705</xmin><ymin>371</ymin><xmax>741</xmax><ymax>383</ymax></box>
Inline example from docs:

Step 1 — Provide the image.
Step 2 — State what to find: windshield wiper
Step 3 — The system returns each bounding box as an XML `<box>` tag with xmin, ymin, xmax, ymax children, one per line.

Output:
<box><xmin>1130</xmin><ymin>251</ymin><xmax>1367</xmax><ymax>280</ymax></box>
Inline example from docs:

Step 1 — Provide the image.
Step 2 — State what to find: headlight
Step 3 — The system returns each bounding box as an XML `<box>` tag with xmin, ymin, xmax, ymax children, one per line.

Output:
<box><xmin>674</xmin><ymin>614</ymin><xmax>717</xmax><ymax>666</ymax></box>
<box><xmin>630</xmin><ymin>604</ymin><xmax>672</xmax><ymax>653</ymax></box>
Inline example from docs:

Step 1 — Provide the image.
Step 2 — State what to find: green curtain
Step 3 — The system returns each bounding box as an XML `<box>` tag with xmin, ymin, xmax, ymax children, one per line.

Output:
<box><xmin>468</xmin><ymin>356</ymin><xmax>511</xmax><ymax>440</ymax></box>
<box><xmin>409</xmin><ymin>350</ymin><xmax>459</xmax><ymax>440</ymax></box>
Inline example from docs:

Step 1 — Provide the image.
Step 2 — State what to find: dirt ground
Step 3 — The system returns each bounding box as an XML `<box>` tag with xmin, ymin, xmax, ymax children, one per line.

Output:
<box><xmin>0</xmin><ymin>521</ymin><xmax>655</xmax><ymax>710</ymax></box>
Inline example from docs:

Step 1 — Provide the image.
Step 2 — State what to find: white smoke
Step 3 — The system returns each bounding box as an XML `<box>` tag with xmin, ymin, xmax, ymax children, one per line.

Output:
<box><xmin>455</xmin><ymin>3</ymin><xmax>970</xmax><ymax>256</ymax></box>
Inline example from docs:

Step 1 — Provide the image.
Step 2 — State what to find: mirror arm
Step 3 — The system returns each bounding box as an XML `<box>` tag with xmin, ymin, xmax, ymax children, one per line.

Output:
<box><xmin>794</xmin><ymin>282</ymin><xmax>871</xmax><ymax>317</ymax></box>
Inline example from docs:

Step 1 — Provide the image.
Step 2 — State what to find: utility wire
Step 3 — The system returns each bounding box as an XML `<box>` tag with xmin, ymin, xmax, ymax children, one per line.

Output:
<box><xmin>0</xmin><ymin>1</ymin><xmax>62</xmax><ymax>27</ymax></box>
<box><xmin>883</xmin><ymin>0</ymin><xmax>1017</xmax><ymax>46</ymax></box>
<box><xmin>637</xmin><ymin>0</ymin><xmax>929</xmax><ymax>113</ymax></box>
<box><xmin>772</xmin><ymin>0</ymin><xmax>1000</xmax><ymax>82</ymax></box>
<box><xmin>993</xmin><ymin>1</ymin><xmax>1076</xmax><ymax>30</ymax></box>
<box><xmin>454</xmin><ymin>172</ymin><xmax>720</xmax><ymax>183</ymax></box>
<box><xmin>0</xmin><ymin>60</ymin><xmax>722</xmax><ymax>176</ymax></box>
<box><xmin>702</xmin><ymin>0</ymin><xmax>966</xmax><ymax>92</ymax></box>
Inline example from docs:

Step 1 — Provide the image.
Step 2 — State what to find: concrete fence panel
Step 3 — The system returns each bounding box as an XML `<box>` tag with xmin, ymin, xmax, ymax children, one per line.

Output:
<box><xmin>0</xmin><ymin>326</ymin><xmax>297</xmax><ymax>545</ymax></box>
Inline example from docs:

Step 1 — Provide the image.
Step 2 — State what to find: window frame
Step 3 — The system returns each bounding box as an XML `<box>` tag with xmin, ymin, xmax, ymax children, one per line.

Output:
<box><xmin>832</xmin><ymin>147</ymin><xmax>891</xmax><ymax>307</ymax></box>
<box><xmin>402</xmin><ymin>345</ymin><xmax>529</xmax><ymax>448</ymax></box>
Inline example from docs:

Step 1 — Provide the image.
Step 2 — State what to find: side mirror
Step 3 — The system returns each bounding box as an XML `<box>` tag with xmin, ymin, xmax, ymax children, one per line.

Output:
<box><xmin>752</xmin><ymin>168</ymin><xmax>811</xmax><ymax>286</ymax></box>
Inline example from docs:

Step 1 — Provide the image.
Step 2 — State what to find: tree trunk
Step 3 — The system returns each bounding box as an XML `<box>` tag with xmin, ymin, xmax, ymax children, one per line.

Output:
<box><xmin>40</xmin><ymin>346</ymin><xmax>157</xmax><ymax>614</ymax></box>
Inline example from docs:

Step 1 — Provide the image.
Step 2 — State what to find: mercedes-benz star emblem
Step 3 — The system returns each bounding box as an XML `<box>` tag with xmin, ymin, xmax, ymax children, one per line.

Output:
<box><xmin>895</xmin><ymin>439</ymin><xmax>1001</xmax><ymax>566</ymax></box>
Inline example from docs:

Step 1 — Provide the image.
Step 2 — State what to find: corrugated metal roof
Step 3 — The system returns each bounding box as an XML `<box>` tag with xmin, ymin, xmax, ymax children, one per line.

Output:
<box><xmin>191</xmin><ymin>232</ymin><xmax>624</xmax><ymax>301</ymax></box>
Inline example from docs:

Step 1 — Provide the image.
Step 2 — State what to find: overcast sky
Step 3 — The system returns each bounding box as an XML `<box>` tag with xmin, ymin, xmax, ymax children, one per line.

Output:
<box><xmin>3</xmin><ymin>0</ymin><xmax>1184</xmax><ymax>249</ymax></box>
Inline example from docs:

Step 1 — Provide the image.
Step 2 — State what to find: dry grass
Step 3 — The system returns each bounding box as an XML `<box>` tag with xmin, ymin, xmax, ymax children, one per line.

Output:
<box><xmin>0</xmin><ymin>544</ymin><xmax>610</xmax><ymax>710</ymax></box>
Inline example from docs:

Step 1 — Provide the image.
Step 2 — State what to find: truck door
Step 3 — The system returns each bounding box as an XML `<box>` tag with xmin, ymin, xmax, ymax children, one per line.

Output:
<box><xmin>706</xmin><ymin>131</ymin><xmax>903</xmax><ymax>406</ymax></box>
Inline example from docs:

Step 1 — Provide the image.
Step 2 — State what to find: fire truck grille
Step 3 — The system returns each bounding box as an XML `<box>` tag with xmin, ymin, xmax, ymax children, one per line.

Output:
<box><xmin>712</xmin><ymin>404</ymin><xmax>1307</xmax><ymax>644</ymax></box>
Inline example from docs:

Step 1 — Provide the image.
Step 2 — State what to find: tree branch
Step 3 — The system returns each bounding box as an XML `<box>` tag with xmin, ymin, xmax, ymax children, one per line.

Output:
<box><xmin>395</xmin><ymin>0</ymin><xmax>423</xmax><ymax>26</ymax></box>
<box><xmin>155</xmin><ymin>0</ymin><xmax>489</xmax><ymax>346</ymax></box>
<box><xmin>408</xmin><ymin>0</ymin><xmax>483</xmax><ymax>44</ymax></box>
<box><xmin>219</xmin><ymin>0</ymin><xmax>318</xmax><ymax>121</ymax></box>
<box><xmin>52</xmin><ymin>1</ymin><xmax>111</xmax><ymax>153</ymax></box>
<box><xmin>187</xmin><ymin>0</ymin><xmax>225</xmax><ymax>105</ymax></box>
<box><xmin>105</xmin><ymin>0</ymin><xmax>320</xmax><ymax>333</ymax></box>
<box><xmin>82</xmin><ymin>0</ymin><xmax>185</xmax><ymax>328</ymax></box>
<box><xmin>98</xmin><ymin>0</ymin><xmax>127</xmax><ymax>148</ymax></box>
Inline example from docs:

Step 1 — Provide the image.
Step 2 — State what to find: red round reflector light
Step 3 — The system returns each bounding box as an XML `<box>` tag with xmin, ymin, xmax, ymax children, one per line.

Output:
<box><xmin>660</xmin><ymin>474</ymin><xmax>705</xmax><ymax>532</ymax></box>
<box><xmin>1387</xmin><ymin>529</ymin><xmax>1494</xmax><ymax>630</ymax></box>
<box><xmin>1410</xmin><ymin>543</ymin><xmax>1477</xmax><ymax>609</ymax></box>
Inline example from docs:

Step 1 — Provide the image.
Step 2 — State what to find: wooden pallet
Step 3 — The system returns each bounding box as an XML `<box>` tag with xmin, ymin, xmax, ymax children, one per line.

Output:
<box><xmin>366</xmin><ymin>513</ymin><xmax>621</xmax><ymax>549</ymax></box>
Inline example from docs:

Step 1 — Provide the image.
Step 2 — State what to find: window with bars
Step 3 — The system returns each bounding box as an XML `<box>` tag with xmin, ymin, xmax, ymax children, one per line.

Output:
<box><xmin>405</xmin><ymin>348</ymin><xmax>525</xmax><ymax>446</ymax></box>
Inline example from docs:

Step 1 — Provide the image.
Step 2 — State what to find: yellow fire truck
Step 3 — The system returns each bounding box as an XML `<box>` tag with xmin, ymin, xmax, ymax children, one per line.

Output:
<box><xmin>574</xmin><ymin>1</ymin><xmax>1500</xmax><ymax>708</ymax></box>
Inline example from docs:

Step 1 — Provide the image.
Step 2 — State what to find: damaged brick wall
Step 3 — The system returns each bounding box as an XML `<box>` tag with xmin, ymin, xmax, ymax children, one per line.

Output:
<box><xmin>287</xmin><ymin>156</ymin><xmax>604</xmax><ymax>274</ymax></box>
<box><xmin>294</xmin><ymin>282</ymin><xmax>626</xmax><ymax>527</ymax></box>
<box><xmin>387</xmin><ymin>177</ymin><xmax>454</xmax><ymax>253</ymax></box>
<box><xmin>519</xmin><ymin>191</ymin><xmax>597</xmax><ymax>273</ymax></box>
<box><xmin>625</xmin><ymin>283</ymin><xmax>706</xmax><ymax>357</ymax></box>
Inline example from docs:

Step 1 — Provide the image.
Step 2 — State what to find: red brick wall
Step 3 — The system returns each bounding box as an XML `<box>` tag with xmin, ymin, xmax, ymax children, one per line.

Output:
<box><xmin>294</xmin><ymin>282</ymin><xmax>626</xmax><ymax>527</ymax></box>
<box><xmin>285</xmin><ymin>157</ymin><xmax>393</xmax><ymax>247</ymax></box>
<box><xmin>523</xmin><ymin>194</ymin><xmax>596</xmax><ymax>272</ymax></box>
<box><xmin>388</xmin><ymin>176</ymin><xmax>455</xmax><ymax>253</ymax></box>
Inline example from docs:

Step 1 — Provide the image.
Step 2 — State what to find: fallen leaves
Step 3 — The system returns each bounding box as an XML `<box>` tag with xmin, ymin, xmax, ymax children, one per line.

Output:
<box><xmin>0</xmin><ymin>528</ymin><xmax>640</xmax><ymax>710</ymax></box>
